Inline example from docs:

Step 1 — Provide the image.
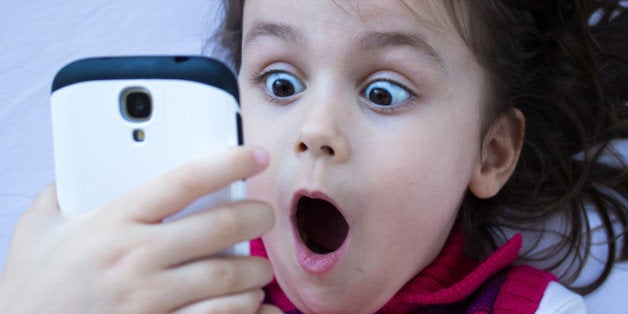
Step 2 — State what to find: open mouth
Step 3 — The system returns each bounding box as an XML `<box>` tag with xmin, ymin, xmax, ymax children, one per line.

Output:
<box><xmin>295</xmin><ymin>196</ymin><xmax>349</xmax><ymax>254</ymax></box>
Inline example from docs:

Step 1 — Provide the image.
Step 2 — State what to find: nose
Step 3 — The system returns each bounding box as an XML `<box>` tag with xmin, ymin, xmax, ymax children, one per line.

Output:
<box><xmin>295</xmin><ymin>104</ymin><xmax>350</xmax><ymax>163</ymax></box>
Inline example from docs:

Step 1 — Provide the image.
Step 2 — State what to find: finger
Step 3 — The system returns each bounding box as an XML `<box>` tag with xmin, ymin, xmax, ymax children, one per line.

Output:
<box><xmin>155</xmin><ymin>200</ymin><xmax>274</xmax><ymax>265</ymax></box>
<box><xmin>108</xmin><ymin>146</ymin><xmax>269</xmax><ymax>223</ymax></box>
<box><xmin>158</xmin><ymin>256</ymin><xmax>273</xmax><ymax>307</ymax></box>
<box><xmin>257</xmin><ymin>304</ymin><xmax>284</xmax><ymax>314</ymax></box>
<box><xmin>173</xmin><ymin>289</ymin><xmax>264</xmax><ymax>314</ymax></box>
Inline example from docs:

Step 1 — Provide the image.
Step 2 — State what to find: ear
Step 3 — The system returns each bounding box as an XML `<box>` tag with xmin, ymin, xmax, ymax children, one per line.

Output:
<box><xmin>469</xmin><ymin>108</ymin><xmax>525</xmax><ymax>199</ymax></box>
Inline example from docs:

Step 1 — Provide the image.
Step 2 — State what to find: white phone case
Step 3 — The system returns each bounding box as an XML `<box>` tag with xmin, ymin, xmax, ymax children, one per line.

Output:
<box><xmin>51</xmin><ymin>56</ymin><xmax>248</xmax><ymax>255</ymax></box>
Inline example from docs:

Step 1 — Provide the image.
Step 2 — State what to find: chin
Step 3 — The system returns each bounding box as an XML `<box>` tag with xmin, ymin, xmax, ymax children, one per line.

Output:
<box><xmin>275</xmin><ymin>269</ymin><xmax>390</xmax><ymax>314</ymax></box>
<box><xmin>291</xmin><ymin>290</ymin><xmax>380</xmax><ymax>314</ymax></box>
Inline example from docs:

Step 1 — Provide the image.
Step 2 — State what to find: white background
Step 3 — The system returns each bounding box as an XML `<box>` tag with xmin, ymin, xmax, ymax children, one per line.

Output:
<box><xmin>0</xmin><ymin>1</ymin><xmax>626</xmax><ymax>313</ymax></box>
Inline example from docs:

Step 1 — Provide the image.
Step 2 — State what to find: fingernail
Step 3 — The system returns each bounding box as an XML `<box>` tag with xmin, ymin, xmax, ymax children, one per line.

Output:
<box><xmin>259</xmin><ymin>289</ymin><xmax>266</xmax><ymax>303</ymax></box>
<box><xmin>252</xmin><ymin>147</ymin><xmax>269</xmax><ymax>166</ymax></box>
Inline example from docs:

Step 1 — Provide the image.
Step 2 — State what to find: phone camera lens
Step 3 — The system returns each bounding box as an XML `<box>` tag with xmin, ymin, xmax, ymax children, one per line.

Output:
<box><xmin>124</xmin><ymin>91</ymin><xmax>152</xmax><ymax>121</ymax></box>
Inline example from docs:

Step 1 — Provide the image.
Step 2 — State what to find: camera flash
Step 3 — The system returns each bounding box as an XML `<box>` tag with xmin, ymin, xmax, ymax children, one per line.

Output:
<box><xmin>133</xmin><ymin>129</ymin><xmax>145</xmax><ymax>142</ymax></box>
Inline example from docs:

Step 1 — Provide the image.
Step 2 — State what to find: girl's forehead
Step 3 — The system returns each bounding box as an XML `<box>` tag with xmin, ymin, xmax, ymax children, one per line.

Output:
<box><xmin>241</xmin><ymin>0</ymin><xmax>470</xmax><ymax>71</ymax></box>
<box><xmin>242</xmin><ymin>0</ymin><xmax>455</xmax><ymax>33</ymax></box>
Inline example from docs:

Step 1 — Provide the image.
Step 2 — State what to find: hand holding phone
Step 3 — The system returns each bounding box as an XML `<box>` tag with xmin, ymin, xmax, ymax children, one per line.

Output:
<box><xmin>0</xmin><ymin>147</ymin><xmax>277</xmax><ymax>313</ymax></box>
<box><xmin>0</xmin><ymin>56</ymin><xmax>280</xmax><ymax>313</ymax></box>
<box><xmin>50</xmin><ymin>56</ymin><xmax>248</xmax><ymax>255</ymax></box>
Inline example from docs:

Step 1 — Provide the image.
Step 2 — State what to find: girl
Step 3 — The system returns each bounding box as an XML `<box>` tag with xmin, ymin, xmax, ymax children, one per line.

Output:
<box><xmin>1</xmin><ymin>0</ymin><xmax>626</xmax><ymax>313</ymax></box>
<box><xmin>217</xmin><ymin>0</ymin><xmax>627</xmax><ymax>312</ymax></box>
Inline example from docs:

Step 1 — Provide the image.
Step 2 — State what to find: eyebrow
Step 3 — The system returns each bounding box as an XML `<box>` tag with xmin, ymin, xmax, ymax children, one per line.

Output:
<box><xmin>355</xmin><ymin>31</ymin><xmax>446</xmax><ymax>71</ymax></box>
<box><xmin>244</xmin><ymin>22</ymin><xmax>306</xmax><ymax>48</ymax></box>
<box><xmin>243</xmin><ymin>22</ymin><xmax>445</xmax><ymax>71</ymax></box>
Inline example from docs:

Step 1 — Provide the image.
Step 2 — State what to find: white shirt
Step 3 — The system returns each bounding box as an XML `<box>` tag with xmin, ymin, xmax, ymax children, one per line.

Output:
<box><xmin>536</xmin><ymin>281</ymin><xmax>587</xmax><ymax>313</ymax></box>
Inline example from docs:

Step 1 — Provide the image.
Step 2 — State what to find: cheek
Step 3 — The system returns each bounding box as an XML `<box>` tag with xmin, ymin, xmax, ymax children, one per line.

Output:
<box><xmin>360</xmin><ymin>122</ymin><xmax>480</xmax><ymax>205</ymax></box>
<box><xmin>362</xmin><ymin>149</ymin><xmax>471</xmax><ymax>232</ymax></box>
<box><xmin>239</xmin><ymin>101</ymin><xmax>288</xmax><ymax>202</ymax></box>
<box><xmin>354</xmin><ymin>145</ymin><xmax>476</xmax><ymax>283</ymax></box>
<box><xmin>357</xmin><ymin>124</ymin><xmax>480</xmax><ymax>247</ymax></box>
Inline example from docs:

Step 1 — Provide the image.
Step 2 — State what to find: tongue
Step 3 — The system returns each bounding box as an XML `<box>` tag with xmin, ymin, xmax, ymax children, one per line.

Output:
<box><xmin>297</xmin><ymin>197</ymin><xmax>349</xmax><ymax>254</ymax></box>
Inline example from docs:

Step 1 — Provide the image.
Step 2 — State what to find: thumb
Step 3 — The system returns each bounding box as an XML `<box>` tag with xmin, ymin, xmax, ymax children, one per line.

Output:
<box><xmin>18</xmin><ymin>184</ymin><xmax>63</xmax><ymax>228</ymax></box>
<box><xmin>7</xmin><ymin>184</ymin><xmax>63</xmax><ymax>258</ymax></box>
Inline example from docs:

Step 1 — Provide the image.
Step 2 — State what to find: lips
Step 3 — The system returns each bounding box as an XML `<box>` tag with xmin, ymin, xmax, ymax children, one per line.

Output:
<box><xmin>296</xmin><ymin>196</ymin><xmax>349</xmax><ymax>254</ymax></box>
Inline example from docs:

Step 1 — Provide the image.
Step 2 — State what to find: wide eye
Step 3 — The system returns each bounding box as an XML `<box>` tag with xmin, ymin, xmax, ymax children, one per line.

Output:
<box><xmin>265</xmin><ymin>72</ymin><xmax>305</xmax><ymax>98</ymax></box>
<box><xmin>364</xmin><ymin>80</ymin><xmax>410</xmax><ymax>107</ymax></box>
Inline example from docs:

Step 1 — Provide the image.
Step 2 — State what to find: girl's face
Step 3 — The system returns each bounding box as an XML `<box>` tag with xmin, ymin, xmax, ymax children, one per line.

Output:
<box><xmin>240</xmin><ymin>0</ymin><xmax>486</xmax><ymax>312</ymax></box>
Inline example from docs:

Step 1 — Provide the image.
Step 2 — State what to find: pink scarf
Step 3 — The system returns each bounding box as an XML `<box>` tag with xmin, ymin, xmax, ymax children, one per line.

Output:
<box><xmin>251</xmin><ymin>226</ymin><xmax>555</xmax><ymax>313</ymax></box>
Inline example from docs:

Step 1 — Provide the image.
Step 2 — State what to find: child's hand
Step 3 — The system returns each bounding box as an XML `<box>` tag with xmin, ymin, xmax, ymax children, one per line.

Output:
<box><xmin>0</xmin><ymin>147</ymin><xmax>281</xmax><ymax>314</ymax></box>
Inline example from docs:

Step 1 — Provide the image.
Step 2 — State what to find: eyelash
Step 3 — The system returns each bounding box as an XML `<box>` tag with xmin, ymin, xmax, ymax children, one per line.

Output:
<box><xmin>250</xmin><ymin>70</ymin><xmax>421</xmax><ymax>113</ymax></box>
<box><xmin>250</xmin><ymin>69</ymin><xmax>279</xmax><ymax>84</ymax></box>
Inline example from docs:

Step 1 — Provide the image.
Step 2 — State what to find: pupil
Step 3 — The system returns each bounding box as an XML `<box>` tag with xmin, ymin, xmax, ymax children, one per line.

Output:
<box><xmin>272</xmin><ymin>79</ymin><xmax>295</xmax><ymax>97</ymax></box>
<box><xmin>369</xmin><ymin>88</ymin><xmax>392</xmax><ymax>106</ymax></box>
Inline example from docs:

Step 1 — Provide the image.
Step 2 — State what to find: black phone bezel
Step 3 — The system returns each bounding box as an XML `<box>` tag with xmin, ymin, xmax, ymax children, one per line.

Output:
<box><xmin>51</xmin><ymin>56</ymin><xmax>239</xmax><ymax>102</ymax></box>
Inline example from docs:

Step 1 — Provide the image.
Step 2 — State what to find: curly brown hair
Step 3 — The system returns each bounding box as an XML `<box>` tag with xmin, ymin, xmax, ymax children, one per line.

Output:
<box><xmin>211</xmin><ymin>0</ymin><xmax>627</xmax><ymax>294</ymax></box>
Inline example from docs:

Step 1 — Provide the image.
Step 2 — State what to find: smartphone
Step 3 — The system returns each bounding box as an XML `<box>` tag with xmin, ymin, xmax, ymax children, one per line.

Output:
<box><xmin>50</xmin><ymin>56</ymin><xmax>248</xmax><ymax>255</ymax></box>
